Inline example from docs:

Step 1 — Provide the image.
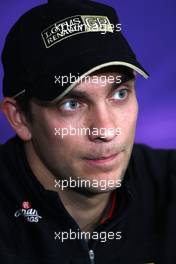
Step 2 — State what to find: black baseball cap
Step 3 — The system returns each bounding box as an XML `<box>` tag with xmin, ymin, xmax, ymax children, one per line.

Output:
<box><xmin>2</xmin><ymin>0</ymin><xmax>149</xmax><ymax>102</ymax></box>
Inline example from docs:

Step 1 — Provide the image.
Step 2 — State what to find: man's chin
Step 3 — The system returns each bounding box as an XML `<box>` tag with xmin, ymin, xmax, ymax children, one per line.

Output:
<box><xmin>72</xmin><ymin>184</ymin><xmax>119</xmax><ymax>196</ymax></box>
<box><xmin>69</xmin><ymin>170</ymin><xmax>124</xmax><ymax>195</ymax></box>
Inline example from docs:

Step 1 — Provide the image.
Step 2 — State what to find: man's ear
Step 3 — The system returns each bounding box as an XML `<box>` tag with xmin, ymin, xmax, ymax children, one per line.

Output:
<box><xmin>1</xmin><ymin>97</ymin><xmax>32</xmax><ymax>141</ymax></box>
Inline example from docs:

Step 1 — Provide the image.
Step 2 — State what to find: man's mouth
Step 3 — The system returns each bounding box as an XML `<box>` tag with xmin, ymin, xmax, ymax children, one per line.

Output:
<box><xmin>84</xmin><ymin>151</ymin><xmax>121</xmax><ymax>166</ymax></box>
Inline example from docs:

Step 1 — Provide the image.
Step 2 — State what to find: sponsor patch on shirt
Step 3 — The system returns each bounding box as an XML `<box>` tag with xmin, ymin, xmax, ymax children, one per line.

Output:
<box><xmin>14</xmin><ymin>201</ymin><xmax>42</xmax><ymax>223</ymax></box>
<box><xmin>41</xmin><ymin>15</ymin><xmax>113</xmax><ymax>48</ymax></box>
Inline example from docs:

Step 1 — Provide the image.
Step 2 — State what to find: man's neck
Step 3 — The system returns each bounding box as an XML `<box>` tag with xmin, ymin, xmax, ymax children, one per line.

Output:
<box><xmin>25</xmin><ymin>141</ymin><xmax>111</xmax><ymax>232</ymax></box>
<box><xmin>57</xmin><ymin>188</ymin><xmax>111</xmax><ymax>232</ymax></box>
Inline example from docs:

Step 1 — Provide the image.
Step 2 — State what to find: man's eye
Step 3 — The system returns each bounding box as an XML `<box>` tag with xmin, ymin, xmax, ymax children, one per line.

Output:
<box><xmin>112</xmin><ymin>88</ymin><xmax>129</xmax><ymax>100</ymax></box>
<box><xmin>60</xmin><ymin>99</ymin><xmax>81</xmax><ymax>111</ymax></box>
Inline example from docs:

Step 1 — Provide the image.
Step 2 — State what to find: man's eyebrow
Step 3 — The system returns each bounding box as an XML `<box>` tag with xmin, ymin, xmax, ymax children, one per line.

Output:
<box><xmin>111</xmin><ymin>74</ymin><xmax>135</xmax><ymax>90</ymax></box>
<box><xmin>63</xmin><ymin>90</ymin><xmax>92</xmax><ymax>101</ymax></box>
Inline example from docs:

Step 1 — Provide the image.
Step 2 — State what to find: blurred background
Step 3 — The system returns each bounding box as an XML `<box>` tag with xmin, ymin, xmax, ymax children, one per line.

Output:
<box><xmin>0</xmin><ymin>0</ymin><xmax>176</xmax><ymax>148</ymax></box>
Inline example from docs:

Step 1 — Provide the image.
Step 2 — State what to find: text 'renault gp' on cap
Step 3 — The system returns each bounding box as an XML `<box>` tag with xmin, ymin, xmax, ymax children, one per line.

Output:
<box><xmin>2</xmin><ymin>0</ymin><xmax>149</xmax><ymax>102</ymax></box>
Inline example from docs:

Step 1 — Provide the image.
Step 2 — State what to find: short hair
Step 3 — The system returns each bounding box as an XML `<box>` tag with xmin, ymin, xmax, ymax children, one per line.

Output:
<box><xmin>15</xmin><ymin>93</ymin><xmax>33</xmax><ymax>122</ymax></box>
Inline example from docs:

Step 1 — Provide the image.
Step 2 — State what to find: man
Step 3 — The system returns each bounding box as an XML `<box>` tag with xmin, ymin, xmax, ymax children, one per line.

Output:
<box><xmin>0</xmin><ymin>0</ymin><xmax>176</xmax><ymax>263</ymax></box>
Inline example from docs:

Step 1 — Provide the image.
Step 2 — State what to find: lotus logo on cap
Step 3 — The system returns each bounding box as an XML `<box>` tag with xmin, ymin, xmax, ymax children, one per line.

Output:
<box><xmin>41</xmin><ymin>15</ymin><xmax>113</xmax><ymax>48</ymax></box>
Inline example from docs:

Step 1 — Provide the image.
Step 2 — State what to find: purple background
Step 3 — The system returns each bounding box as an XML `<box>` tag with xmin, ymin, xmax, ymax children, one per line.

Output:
<box><xmin>0</xmin><ymin>0</ymin><xmax>176</xmax><ymax>148</ymax></box>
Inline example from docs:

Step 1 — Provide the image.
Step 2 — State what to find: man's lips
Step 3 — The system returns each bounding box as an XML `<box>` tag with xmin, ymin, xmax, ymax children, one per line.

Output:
<box><xmin>84</xmin><ymin>152</ymin><xmax>121</xmax><ymax>165</ymax></box>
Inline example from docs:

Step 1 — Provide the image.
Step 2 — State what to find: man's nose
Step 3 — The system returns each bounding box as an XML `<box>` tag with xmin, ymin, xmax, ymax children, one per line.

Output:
<box><xmin>88</xmin><ymin>104</ymin><xmax>119</xmax><ymax>142</ymax></box>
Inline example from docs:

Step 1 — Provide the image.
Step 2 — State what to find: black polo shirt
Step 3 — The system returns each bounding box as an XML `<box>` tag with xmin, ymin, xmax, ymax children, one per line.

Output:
<box><xmin>0</xmin><ymin>136</ymin><xmax>176</xmax><ymax>263</ymax></box>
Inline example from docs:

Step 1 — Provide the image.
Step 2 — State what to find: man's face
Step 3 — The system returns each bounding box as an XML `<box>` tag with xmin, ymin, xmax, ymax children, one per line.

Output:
<box><xmin>28</xmin><ymin>69</ymin><xmax>138</xmax><ymax>193</ymax></box>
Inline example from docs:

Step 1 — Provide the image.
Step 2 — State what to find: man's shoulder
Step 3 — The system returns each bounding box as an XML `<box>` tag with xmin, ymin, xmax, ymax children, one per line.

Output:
<box><xmin>132</xmin><ymin>143</ymin><xmax>176</xmax><ymax>176</ymax></box>
<box><xmin>0</xmin><ymin>136</ymin><xmax>22</xmax><ymax>183</ymax></box>
<box><xmin>133</xmin><ymin>143</ymin><xmax>176</xmax><ymax>167</ymax></box>
<box><xmin>0</xmin><ymin>136</ymin><xmax>19</xmax><ymax>160</ymax></box>
<box><xmin>130</xmin><ymin>143</ymin><xmax>176</xmax><ymax>197</ymax></box>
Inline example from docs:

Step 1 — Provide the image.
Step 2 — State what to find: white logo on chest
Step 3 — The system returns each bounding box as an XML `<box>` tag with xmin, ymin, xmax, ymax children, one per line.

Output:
<box><xmin>14</xmin><ymin>201</ymin><xmax>42</xmax><ymax>223</ymax></box>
